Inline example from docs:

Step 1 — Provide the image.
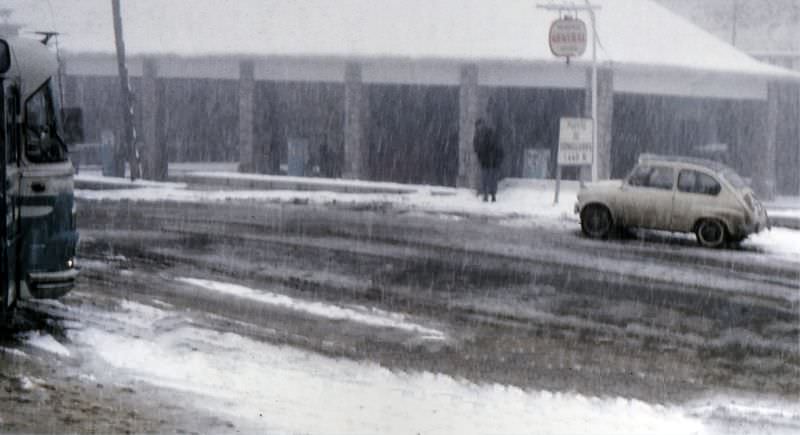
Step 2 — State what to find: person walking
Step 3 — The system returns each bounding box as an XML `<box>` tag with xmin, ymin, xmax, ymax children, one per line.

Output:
<box><xmin>473</xmin><ymin>118</ymin><xmax>503</xmax><ymax>202</ymax></box>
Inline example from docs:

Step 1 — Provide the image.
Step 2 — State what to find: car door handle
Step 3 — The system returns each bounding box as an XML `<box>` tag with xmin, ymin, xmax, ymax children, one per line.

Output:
<box><xmin>31</xmin><ymin>182</ymin><xmax>46</xmax><ymax>193</ymax></box>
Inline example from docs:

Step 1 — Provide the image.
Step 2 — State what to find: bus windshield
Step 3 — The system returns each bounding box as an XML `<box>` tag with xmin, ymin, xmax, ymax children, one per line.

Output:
<box><xmin>25</xmin><ymin>80</ymin><xmax>67</xmax><ymax>163</ymax></box>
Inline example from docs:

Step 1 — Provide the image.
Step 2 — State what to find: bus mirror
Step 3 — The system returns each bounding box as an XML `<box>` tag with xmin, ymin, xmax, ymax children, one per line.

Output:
<box><xmin>61</xmin><ymin>107</ymin><xmax>84</xmax><ymax>145</ymax></box>
<box><xmin>0</xmin><ymin>41</ymin><xmax>9</xmax><ymax>73</ymax></box>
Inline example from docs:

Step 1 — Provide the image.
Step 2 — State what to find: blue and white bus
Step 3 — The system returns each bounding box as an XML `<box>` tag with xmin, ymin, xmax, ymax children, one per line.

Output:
<box><xmin>1</xmin><ymin>35</ymin><xmax>82</xmax><ymax>321</ymax></box>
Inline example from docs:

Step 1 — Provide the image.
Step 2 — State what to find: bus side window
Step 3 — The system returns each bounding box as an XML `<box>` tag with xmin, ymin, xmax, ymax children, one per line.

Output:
<box><xmin>6</xmin><ymin>87</ymin><xmax>17</xmax><ymax>164</ymax></box>
<box><xmin>0</xmin><ymin>86</ymin><xmax>4</xmax><ymax>163</ymax></box>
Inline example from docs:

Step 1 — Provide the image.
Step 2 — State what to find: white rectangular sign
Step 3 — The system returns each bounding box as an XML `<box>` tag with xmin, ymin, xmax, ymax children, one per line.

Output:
<box><xmin>557</xmin><ymin>117</ymin><xmax>593</xmax><ymax>165</ymax></box>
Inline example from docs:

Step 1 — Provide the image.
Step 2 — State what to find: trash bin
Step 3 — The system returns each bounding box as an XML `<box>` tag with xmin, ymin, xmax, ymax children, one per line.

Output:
<box><xmin>523</xmin><ymin>148</ymin><xmax>551</xmax><ymax>179</ymax></box>
<box><xmin>287</xmin><ymin>138</ymin><xmax>309</xmax><ymax>177</ymax></box>
<box><xmin>100</xmin><ymin>130</ymin><xmax>116</xmax><ymax>176</ymax></box>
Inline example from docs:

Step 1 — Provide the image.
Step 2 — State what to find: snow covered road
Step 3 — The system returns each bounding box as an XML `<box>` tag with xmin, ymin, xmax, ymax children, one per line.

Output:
<box><xmin>17</xmin><ymin>279</ymin><xmax>800</xmax><ymax>435</ymax></box>
<box><xmin>1</xmin><ymin>175</ymin><xmax>796</xmax><ymax>433</ymax></box>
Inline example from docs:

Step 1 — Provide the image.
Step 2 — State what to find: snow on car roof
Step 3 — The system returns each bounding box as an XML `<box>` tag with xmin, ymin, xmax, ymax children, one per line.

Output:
<box><xmin>6</xmin><ymin>0</ymin><xmax>796</xmax><ymax>79</ymax></box>
<box><xmin>637</xmin><ymin>154</ymin><xmax>736</xmax><ymax>174</ymax></box>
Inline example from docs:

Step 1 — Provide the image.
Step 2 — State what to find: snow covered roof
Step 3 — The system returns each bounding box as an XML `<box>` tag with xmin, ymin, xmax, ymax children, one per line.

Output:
<box><xmin>5</xmin><ymin>0</ymin><xmax>798</xmax><ymax>97</ymax></box>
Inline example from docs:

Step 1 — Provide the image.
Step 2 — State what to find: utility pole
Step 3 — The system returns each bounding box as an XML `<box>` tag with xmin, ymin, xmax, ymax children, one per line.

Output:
<box><xmin>585</xmin><ymin>0</ymin><xmax>599</xmax><ymax>183</ymax></box>
<box><xmin>111</xmin><ymin>0</ymin><xmax>140</xmax><ymax>180</ymax></box>
<box><xmin>731</xmin><ymin>0</ymin><xmax>739</xmax><ymax>47</ymax></box>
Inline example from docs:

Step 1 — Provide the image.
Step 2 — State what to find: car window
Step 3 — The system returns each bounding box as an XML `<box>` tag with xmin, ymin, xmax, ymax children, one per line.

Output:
<box><xmin>721</xmin><ymin>168</ymin><xmax>747</xmax><ymax>190</ymax></box>
<box><xmin>677</xmin><ymin>170</ymin><xmax>696</xmax><ymax>192</ymax></box>
<box><xmin>678</xmin><ymin>170</ymin><xmax>721</xmax><ymax>195</ymax></box>
<box><xmin>628</xmin><ymin>165</ymin><xmax>674</xmax><ymax>190</ymax></box>
<box><xmin>696</xmin><ymin>172</ymin><xmax>721</xmax><ymax>195</ymax></box>
<box><xmin>627</xmin><ymin>165</ymin><xmax>651</xmax><ymax>187</ymax></box>
<box><xmin>646</xmin><ymin>166</ymin><xmax>674</xmax><ymax>190</ymax></box>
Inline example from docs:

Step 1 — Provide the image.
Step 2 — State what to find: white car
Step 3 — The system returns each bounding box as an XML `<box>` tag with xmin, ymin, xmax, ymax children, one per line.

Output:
<box><xmin>575</xmin><ymin>154</ymin><xmax>769</xmax><ymax>248</ymax></box>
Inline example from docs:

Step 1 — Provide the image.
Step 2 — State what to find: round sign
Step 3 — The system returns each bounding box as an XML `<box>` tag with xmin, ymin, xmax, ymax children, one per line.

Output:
<box><xmin>549</xmin><ymin>17</ymin><xmax>587</xmax><ymax>57</ymax></box>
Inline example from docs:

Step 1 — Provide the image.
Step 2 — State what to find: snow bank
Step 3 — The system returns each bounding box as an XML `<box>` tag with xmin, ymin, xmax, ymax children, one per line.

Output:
<box><xmin>23</xmin><ymin>332</ymin><xmax>70</xmax><ymax>357</ymax></box>
<box><xmin>743</xmin><ymin>228</ymin><xmax>800</xmax><ymax>262</ymax></box>
<box><xmin>178</xmin><ymin>277</ymin><xmax>446</xmax><ymax>341</ymax></box>
<box><xmin>76</xmin><ymin>171</ymin><xmax>579</xmax><ymax>229</ymax></box>
<box><xmin>74</xmin><ymin>174</ymin><xmax>186</xmax><ymax>189</ymax></box>
<box><xmin>73</xmin><ymin>324</ymin><xmax>709</xmax><ymax>435</ymax></box>
<box><xmin>71</xmin><ymin>314</ymin><xmax>800</xmax><ymax>435</ymax></box>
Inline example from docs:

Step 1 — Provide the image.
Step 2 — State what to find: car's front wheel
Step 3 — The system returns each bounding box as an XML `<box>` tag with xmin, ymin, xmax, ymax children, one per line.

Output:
<box><xmin>580</xmin><ymin>204</ymin><xmax>613</xmax><ymax>239</ymax></box>
<box><xmin>695</xmin><ymin>219</ymin><xmax>727</xmax><ymax>248</ymax></box>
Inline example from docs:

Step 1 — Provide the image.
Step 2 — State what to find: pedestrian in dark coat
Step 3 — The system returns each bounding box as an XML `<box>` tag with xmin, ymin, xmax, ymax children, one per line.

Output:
<box><xmin>473</xmin><ymin>118</ymin><xmax>503</xmax><ymax>202</ymax></box>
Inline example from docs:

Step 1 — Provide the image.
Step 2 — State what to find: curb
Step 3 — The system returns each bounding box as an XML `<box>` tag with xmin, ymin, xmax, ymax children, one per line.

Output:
<box><xmin>170</xmin><ymin>174</ymin><xmax>417</xmax><ymax>195</ymax></box>
<box><xmin>768</xmin><ymin>215</ymin><xmax>800</xmax><ymax>231</ymax></box>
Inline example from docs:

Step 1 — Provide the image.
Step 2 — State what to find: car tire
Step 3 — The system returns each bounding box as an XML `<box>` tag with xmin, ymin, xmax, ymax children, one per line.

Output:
<box><xmin>695</xmin><ymin>219</ymin><xmax>727</xmax><ymax>248</ymax></box>
<box><xmin>581</xmin><ymin>204</ymin><xmax>613</xmax><ymax>239</ymax></box>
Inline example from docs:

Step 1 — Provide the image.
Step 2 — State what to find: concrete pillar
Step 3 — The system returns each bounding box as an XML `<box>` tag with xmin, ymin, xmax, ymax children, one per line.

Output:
<box><xmin>140</xmin><ymin>58</ymin><xmax>167</xmax><ymax>180</ymax></box>
<box><xmin>754</xmin><ymin>82</ymin><xmax>779</xmax><ymax>200</ymax></box>
<box><xmin>62</xmin><ymin>75</ymin><xmax>79</xmax><ymax>109</ymax></box>
<box><xmin>795</xmin><ymin>87</ymin><xmax>800</xmax><ymax>196</ymax></box>
<box><xmin>343</xmin><ymin>63</ymin><xmax>365</xmax><ymax>179</ymax></box>
<box><xmin>238</xmin><ymin>60</ymin><xmax>255</xmax><ymax>173</ymax></box>
<box><xmin>457</xmin><ymin>64</ymin><xmax>487</xmax><ymax>189</ymax></box>
<box><xmin>776</xmin><ymin>83</ymin><xmax>800</xmax><ymax>196</ymax></box>
<box><xmin>583</xmin><ymin>68</ymin><xmax>614</xmax><ymax>180</ymax></box>
<box><xmin>60</xmin><ymin>59</ymin><xmax>76</xmax><ymax>107</ymax></box>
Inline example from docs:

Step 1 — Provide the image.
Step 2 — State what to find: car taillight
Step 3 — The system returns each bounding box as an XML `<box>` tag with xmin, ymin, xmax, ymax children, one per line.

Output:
<box><xmin>743</xmin><ymin>194</ymin><xmax>754</xmax><ymax>212</ymax></box>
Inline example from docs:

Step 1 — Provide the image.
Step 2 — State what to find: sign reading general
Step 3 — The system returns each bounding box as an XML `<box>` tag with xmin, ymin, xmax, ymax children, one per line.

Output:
<box><xmin>549</xmin><ymin>17</ymin><xmax>587</xmax><ymax>57</ymax></box>
<box><xmin>557</xmin><ymin>117</ymin><xmax>593</xmax><ymax>165</ymax></box>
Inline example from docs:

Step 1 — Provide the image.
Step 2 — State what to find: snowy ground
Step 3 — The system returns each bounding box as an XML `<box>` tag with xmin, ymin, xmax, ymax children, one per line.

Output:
<box><xmin>75</xmin><ymin>169</ymin><xmax>800</xmax><ymax>262</ymax></box>
<box><xmin>19</xmin><ymin>287</ymin><xmax>800</xmax><ymax>435</ymax></box>
<box><xmin>31</xmin><ymin>167</ymin><xmax>795</xmax><ymax>434</ymax></box>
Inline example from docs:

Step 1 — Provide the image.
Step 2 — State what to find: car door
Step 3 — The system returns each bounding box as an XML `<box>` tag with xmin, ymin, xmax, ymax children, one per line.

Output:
<box><xmin>618</xmin><ymin>164</ymin><xmax>676</xmax><ymax>229</ymax></box>
<box><xmin>671</xmin><ymin>169</ymin><xmax>722</xmax><ymax>232</ymax></box>
<box><xmin>1</xmin><ymin>82</ymin><xmax>20</xmax><ymax>314</ymax></box>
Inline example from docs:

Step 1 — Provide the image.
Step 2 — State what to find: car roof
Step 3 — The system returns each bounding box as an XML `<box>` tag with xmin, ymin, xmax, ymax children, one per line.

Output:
<box><xmin>637</xmin><ymin>153</ymin><xmax>734</xmax><ymax>174</ymax></box>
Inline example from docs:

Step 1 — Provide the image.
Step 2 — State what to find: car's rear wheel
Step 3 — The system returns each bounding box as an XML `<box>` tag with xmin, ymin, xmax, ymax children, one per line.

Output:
<box><xmin>695</xmin><ymin>219</ymin><xmax>726</xmax><ymax>248</ymax></box>
<box><xmin>581</xmin><ymin>204</ymin><xmax>613</xmax><ymax>239</ymax></box>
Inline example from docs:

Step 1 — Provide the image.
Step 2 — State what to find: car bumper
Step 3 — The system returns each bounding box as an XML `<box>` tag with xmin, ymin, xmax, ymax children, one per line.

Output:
<box><xmin>27</xmin><ymin>268</ymin><xmax>79</xmax><ymax>299</ymax></box>
<box><xmin>738</xmin><ymin>214</ymin><xmax>770</xmax><ymax>237</ymax></box>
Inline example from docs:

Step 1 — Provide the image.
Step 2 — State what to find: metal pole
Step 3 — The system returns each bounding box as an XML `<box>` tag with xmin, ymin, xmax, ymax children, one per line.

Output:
<box><xmin>554</xmin><ymin>165</ymin><xmax>561</xmax><ymax>204</ymax></box>
<box><xmin>587</xmin><ymin>1</ymin><xmax>598</xmax><ymax>183</ymax></box>
<box><xmin>538</xmin><ymin>1</ymin><xmax>601</xmax><ymax>181</ymax></box>
<box><xmin>111</xmin><ymin>0</ymin><xmax>140</xmax><ymax>180</ymax></box>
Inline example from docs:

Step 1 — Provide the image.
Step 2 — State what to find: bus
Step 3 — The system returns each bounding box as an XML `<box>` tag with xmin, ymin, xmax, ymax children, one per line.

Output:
<box><xmin>1</xmin><ymin>35</ymin><xmax>82</xmax><ymax>322</ymax></box>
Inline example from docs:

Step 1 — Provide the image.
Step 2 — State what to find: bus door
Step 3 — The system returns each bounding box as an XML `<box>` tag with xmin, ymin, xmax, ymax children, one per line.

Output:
<box><xmin>1</xmin><ymin>82</ymin><xmax>20</xmax><ymax>314</ymax></box>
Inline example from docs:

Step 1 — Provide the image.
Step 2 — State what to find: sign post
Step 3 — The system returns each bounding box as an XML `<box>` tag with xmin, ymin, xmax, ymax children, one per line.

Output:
<box><xmin>538</xmin><ymin>1</ymin><xmax>601</xmax><ymax>184</ymax></box>
<box><xmin>555</xmin><ymin>117</ymin><xmax>593</xmax><ymax>203</ymax></box>
<box><xmin>548</xmin><ymin>17</ymin><xmax>587</xmax><ymax>59</ymax></box>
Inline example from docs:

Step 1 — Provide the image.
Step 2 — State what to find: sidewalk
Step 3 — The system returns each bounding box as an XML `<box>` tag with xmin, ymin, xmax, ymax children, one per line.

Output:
<box><xmin>74</xmin><ymin>167</ymin><xmax>580</xmax><ymax>230</ymax></box>
<box><xmin>170</xmin><ymin>171</ymin><xmax>418</xmax><ymax>195</ymax></box>
<box><xmin>763</xmin><ymin>197</ymin><xmax>800</xmax><ymax>230</ymax></box>
<box><xmin>74</xmin><ymin>164</ymin><xmax>800</xmax><ymax>230</ymax></box>
<box><xmin>170</xmin><ymin>173</ymin><xmax>800</xmax><ymax>231</ymax></box>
